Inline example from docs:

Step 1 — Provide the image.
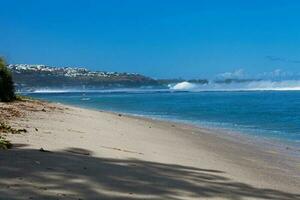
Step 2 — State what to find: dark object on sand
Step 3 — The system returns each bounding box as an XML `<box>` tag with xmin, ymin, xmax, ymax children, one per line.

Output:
<box><xmin>17</xmin><ymin>128</ymin><xmax>27</xmax><ymax>133</ymax></box>
<box><xmin>65</xmin><ymin>148</ymin><xmax>91</xmax><ymax>156</ymax></box>
<box><xmin>39</xmin><ymin>148</ymin><xmax>51</xmax><ymax>153</ymax></box>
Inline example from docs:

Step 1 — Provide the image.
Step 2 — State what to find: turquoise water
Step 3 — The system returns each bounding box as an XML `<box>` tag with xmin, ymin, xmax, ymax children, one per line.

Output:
<box><xmin>27</xmin><ymin>91</ymin><xmax>300</xmax><ymax>145</ymax></box>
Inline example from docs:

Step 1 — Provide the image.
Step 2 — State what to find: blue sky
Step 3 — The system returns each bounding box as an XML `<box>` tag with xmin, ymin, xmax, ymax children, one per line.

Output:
<box><xmin>1</xmin><ymin>0</ymin><xmax>300</xmax><ymax>78</ymax></box>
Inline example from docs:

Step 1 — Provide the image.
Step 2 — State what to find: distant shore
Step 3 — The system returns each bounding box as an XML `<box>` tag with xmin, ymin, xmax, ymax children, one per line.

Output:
<box><xmin>0</xmin><ymin>99</ymin><xmax>299</xmax><ymax>200</ymax></box>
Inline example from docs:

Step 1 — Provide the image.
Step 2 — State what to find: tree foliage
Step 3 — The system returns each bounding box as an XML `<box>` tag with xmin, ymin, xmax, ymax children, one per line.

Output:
<box><xmin>0</xmin><ymin>58</ymin><xmax>15</xmax><ymax>102</ymax></box>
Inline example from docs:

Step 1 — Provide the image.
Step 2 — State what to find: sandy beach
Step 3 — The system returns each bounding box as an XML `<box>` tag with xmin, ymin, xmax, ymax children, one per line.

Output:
<box><xmin>0</xmin><ymin>99</ymin><xmax>299</xmax><ymax>200</ymax></box>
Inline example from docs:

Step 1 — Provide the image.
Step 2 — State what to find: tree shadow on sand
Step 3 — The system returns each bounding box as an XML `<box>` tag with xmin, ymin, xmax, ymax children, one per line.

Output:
<box><xmin>0</xmin><ymin>146</ymin><xmax>299</xmax><ymax>200</ymax></box>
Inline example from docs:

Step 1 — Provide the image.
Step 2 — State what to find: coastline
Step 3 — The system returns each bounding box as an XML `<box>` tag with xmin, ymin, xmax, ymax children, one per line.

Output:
<box><xmin>100</xmin><ymin>109</ymin><xmax>300</xmax><ymax>160</ymax></box>
<box><xmin>1</xmin><ymin>99</ymin><xmax>300</xmax><ymax>199</ymax></box>
<box><xmin>112</xmin><ymin>111</ymin><xmax>300</xmax><ymax>156</ymax></box>
<box><xmin>26</xmin><ymin>90</ymin><xmax>300</xmax><ymax>149</ymax></box>
<box><xmin>33</xmin><ymin>97</ymin><xmax>300</xmax><ymax>158</ymax></box>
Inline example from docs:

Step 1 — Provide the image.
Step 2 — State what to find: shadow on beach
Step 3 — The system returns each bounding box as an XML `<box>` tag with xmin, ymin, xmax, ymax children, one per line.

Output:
<box><xmin>0</xmin><ymin>146</ymin><xmax>299</xmax><ymax>200</ymax></box>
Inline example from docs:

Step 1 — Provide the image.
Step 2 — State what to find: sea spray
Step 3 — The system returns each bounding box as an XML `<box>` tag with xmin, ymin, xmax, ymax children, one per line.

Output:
<box><xmin>169</xmin><ymin>81</ymin><xmax>197</xmax><ymax>90</ymax></box>
<box><xmin>169</xmin><ymin>80</ymin><xmax>300</xmax><ymax>91</ymax></box>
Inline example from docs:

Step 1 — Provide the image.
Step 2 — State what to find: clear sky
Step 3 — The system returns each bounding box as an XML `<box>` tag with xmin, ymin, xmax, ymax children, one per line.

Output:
<box><xmin>1</xmin><ymin>0</ymin><xmax>300</xmax><ymax>79</ymax></box>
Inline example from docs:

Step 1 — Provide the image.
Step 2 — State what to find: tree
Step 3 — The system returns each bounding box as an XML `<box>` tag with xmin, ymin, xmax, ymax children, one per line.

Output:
<box><xmin>0</xmin><ymin>57</ymin><xmax>15</xmax><ymax>102</ymax></box>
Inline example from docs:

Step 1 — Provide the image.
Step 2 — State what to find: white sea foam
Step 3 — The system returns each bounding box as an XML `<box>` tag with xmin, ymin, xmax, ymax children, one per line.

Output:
<box><xmin>31</xmin><ymin>89</ymin><xmax>74</xmax><ymax>93</ymax></box>
<box><xmin>25</xmin><ymin>80</ymin><xmax>300</xmax><ymax>94</ymax></box>
<box><xmin>169</xmin><ymin>81</ymin><xmax>197</xmax><ymax>90</ymax></box>
<box><xmin>28</xmin><ymin>88</ymin><xmax>170</xmax><ymax>94</ymax></box>
<box><xmin>170</xmin><ymin>80</ymin><xmax>300</xmax><ymax>91</ymax></box>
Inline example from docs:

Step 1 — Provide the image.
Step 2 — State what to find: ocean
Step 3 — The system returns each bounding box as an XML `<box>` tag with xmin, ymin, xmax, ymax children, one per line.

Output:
<box><xmin>26</xmin><ymin>90</ymin><xmax>300</xmax><ymax>147</ymax></box>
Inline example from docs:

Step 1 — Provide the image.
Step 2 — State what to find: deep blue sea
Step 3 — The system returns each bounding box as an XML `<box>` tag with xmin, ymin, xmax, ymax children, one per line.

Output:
<box><xmin>26</xmin><ymin>90</ymin><xmax>300</xmax><ymax>146</ymax></box>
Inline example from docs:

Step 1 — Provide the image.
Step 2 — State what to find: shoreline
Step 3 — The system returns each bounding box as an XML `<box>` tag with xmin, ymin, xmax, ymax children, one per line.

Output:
<box><xmin>40</xmin><ymin>99</ymin><xmax>300</xmax><ymax>159</ymax></box>
<box><xmin>1</xmin><ymin>99</ymin><xmax>300</xmax><ymax>199</ymax></box>
<box><xmin>115</xmin><ymin>111</ymin><xmax>300</xmax><ymax>155</ymax></box>
<box><xmin>25</xmin><ymin>92</ymin><xmax>300</xmax><ymax>152</ymax></box>
<box><xmin>103</xmin><ymin>109</ymin><xmax>300</xmax><ymax>158</ymax></box>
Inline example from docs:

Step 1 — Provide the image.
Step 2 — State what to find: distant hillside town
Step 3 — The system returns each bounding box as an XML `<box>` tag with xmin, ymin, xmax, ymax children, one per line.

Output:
<box><xmin>8</xmin><ymin>64</ymin><xmax>142</xmax><ymax>78</ymax></box>
<box><xmin>8</xmin><ymin>64</ymin><xmax>159</xmax><ymax>91</ymax></box>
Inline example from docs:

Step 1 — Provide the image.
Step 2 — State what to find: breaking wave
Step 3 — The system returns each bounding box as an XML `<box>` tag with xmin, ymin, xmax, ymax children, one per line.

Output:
<box><xmin>23</xmin><ymin>80</ymin><xmax>300</xmax><ymax>94</ymax></box>
<box><xmin>30</xmin><ymin>89</ymin><xmax>76</xmax><ymax>93</ymax></box>
<box><xmin>169</xmin><ymin>81</ymin><xmax>197</xmax><ymax>90</ymax></box>
<box><xmin>169</xmin><ymin>80</ymin><xmax>300</xmax><ymax>91</ymax></box>
<box><xmin>25</xmin><ymin>88</ymin><xmax>170</xmax><ymax>94</ymax></box>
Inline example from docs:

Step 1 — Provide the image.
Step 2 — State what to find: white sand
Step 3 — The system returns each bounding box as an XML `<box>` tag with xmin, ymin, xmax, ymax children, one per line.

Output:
<box><xmin>0</xmin><ymin>100</ymin><xmax>299</xmax><ymax>200</ymax></box>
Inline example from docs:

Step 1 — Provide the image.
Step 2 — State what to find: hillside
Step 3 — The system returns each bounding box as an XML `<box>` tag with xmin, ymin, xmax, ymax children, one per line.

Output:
<box><xmin>8</xmin><ymin>64</ymin><xmax>159</xmax><ymax>91</ymax></box>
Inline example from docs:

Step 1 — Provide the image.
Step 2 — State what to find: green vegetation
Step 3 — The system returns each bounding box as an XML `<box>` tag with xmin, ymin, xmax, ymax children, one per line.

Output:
<box><xmin>0</xmin><ymin>57</ymin><xmax>15</xmax><ymax>102</ymax></box>
<box><xmin>15</xmin><ymin>94</ymin><xmax>33</xmax><ymax>101</ymax></box>
<box><xmin>0</xmin><ymin>121</ymin><xmax>27</xmax><ymax>150</ymax></box>
<box><xmin>0</xmin><ymin>122</ymin><xmax>27</xmax><ymax>134</ymax></box>
<box><xmin>0</xmin><ymin>136</ymin><xmax>12</xmax><ymax>149</ymax></box>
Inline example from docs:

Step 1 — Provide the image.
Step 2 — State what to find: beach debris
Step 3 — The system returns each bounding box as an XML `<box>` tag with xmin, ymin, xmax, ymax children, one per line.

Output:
<box><xmin>38</xmin><ymin>186</ymin><xmax>48</xmax><ymax>190</ymax></box>
<box><xmin>101</xmin><ymin>146</ymin><xmax>143</xmax><ymax>155</ymax></box>
<box><xmin>17</xmin><ymin>128</ymin><xmax>27</xmax><ymax>133</ymax></box>
<box><xmin>35</xmin><ymin>128</ymin><xmax>39</xmax><ymax>131</ymax></box>
<box><xmin>0</xmin><ymin>122</ymin><xmax>10</xmax><ymax>132</ymax></box>
<box><xmin>0</xmin><ymin>107</ymin><xmax>23</xmax><ymax>120</ymax></box>
<box><xmin>118</xmin><ymin>113</ymin><xmax>122</xmax><ymax>117</ymax></box>
<box><xmin>39</xmin><ymin>148</ymin><xmax>51</xmax><ymax>153</ymax></box>
<box><xmin>0</xmin><ymin>122</ymin><xmax>27</xmax><ymax>134</ymax></box>
<box><xmin>41</xmin><ymin>108</ymin><xmax>46</xmax><ymax>112</ymax></box>
<box><xmin>65</xmin><ymin>148</ymin><xmax>91</xmax><ymax>156</ymax></box>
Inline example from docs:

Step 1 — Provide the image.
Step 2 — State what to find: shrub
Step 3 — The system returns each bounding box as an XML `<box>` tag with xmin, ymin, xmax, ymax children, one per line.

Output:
<box><xmin>0</xmin><ymin>58</ymin><xmax>15</xmax><ymax>102</ymax></box>
<box><xmin>0</xmin><ymin>136</ymin><xmax>12</xmax><ymax>149</ymax></box>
